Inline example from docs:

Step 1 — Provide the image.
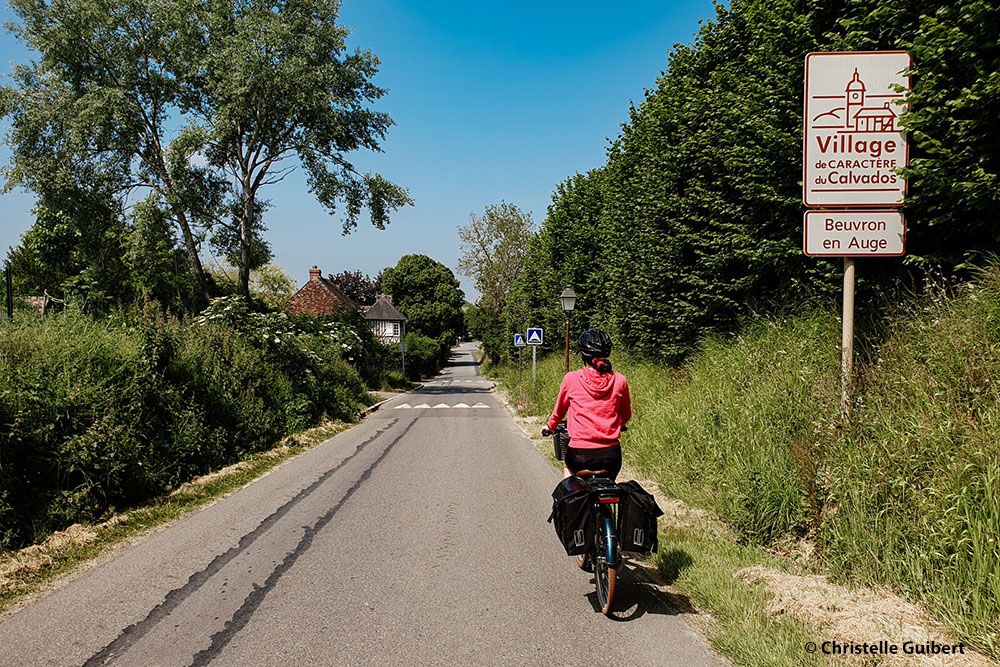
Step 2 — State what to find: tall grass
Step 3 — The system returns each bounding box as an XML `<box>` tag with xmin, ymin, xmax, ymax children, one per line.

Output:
<box><xmin>824</xmin><ymin>271</ymin><xmax>1000</xmax><ymax>656</ymax></box>
<box><xmin>489</xmin><ymin>268</ymin><xmax>1000</xmax><ymax>657</ymax></box>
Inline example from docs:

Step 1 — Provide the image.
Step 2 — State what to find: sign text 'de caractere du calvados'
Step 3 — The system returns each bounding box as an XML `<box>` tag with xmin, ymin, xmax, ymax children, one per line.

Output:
<box><xmin>803</xmin><ymin>51</ymin><xmax>910</xmax><ymax>207</ymax></box>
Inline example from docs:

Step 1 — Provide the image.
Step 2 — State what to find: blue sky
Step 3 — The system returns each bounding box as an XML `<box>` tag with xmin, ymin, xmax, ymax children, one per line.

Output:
<box><xmin>0</xmin><ymin>0</ymin><xmax>717</xmax><ymax>300</ymax></box>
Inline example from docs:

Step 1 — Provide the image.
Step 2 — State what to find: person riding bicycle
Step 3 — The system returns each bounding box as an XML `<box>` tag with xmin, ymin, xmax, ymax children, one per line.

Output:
<box><xmin>544</xmin><ymin>328</ymin><xmax>631</xmax><ymax>482</ymax></box>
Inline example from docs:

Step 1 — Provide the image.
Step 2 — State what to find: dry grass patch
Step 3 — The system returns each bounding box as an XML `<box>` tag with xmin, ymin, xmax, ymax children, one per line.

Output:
<box><xmin>739</xmin><ymin>566</ymin><xmax>997</xmax><ymax>666</ymax></box>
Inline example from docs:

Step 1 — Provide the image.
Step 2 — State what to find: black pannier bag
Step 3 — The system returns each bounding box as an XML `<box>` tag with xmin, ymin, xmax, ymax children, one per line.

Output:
<box><xmin>618</xmin><ymin>481</ymin><xmax>664</xmax><ymax>553</ymax></box>
<box><xmin>548</xmin><ymin>476</ymin><xmax>594</xmax><ymax>556</ymax></box>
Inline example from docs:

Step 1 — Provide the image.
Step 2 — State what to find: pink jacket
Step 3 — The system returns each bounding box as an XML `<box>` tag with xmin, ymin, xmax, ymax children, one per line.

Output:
<box><xmin>547</xmin><ymin>367</ymin><xmax>632</xmax><ymax>449</ymax></box>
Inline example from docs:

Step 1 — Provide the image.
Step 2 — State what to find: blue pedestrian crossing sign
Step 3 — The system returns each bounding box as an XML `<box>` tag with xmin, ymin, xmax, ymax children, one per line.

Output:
<box><xmin>526</xmin><ymin>328</ymin><xmax>544</xmax><ymax>345</ymax></box>
<box><xmin>513</xmin><ymin>333</ymin><xmax>526</xmax><ymax>347</ymax></box>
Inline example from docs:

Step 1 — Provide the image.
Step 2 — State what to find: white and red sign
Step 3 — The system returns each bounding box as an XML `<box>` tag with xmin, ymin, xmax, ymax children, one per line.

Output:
<box><xmin>803</xmin><ymin>51</ymin><xmax>910</xmax><ymax>207</ymax></box>
<box><xmin>803</xmin><ymin>211</ymin><xmax>906</xmax><ymax>257</ymax></box>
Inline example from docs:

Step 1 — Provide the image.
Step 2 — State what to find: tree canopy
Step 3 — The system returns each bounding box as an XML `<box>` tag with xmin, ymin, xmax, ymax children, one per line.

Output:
<box><xmin>457</xmin><ymin>202</ymin><xmax>535</xmax><ymax>362</ymax></box>
<box><xmin>2</xmin><ymin>0</ymin><xmax>410</xmax><ymax>307</ymax></box>
<box><xmin>329</xmin><ymin>270</ymin><xmax>380</xmax><ymax>306</ymax></box>
<box><xmin>380</xmin><ymin>254</ymin><xmax>465</xmax><ymax>346</ymax></box>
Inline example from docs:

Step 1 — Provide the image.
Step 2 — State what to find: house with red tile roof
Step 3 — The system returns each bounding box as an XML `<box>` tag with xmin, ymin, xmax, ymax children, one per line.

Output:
<box><xmin>288</xmin><ymin>266</ymin><xmax>358</xmax><ymax>316</ymax></box>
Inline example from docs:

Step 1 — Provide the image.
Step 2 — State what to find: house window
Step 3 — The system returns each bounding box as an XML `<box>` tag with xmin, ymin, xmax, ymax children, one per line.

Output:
<box><xmin>391</xmin><ymin>322</ymin><xmax>400</xmax><ymax>337</ymax></box>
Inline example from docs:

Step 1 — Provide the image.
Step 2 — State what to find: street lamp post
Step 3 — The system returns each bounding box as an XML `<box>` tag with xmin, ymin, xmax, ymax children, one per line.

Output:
<box><xmin>559</xmin><ymin>287</ymin><xmax>577</xmax><ymax>372</ymax></box>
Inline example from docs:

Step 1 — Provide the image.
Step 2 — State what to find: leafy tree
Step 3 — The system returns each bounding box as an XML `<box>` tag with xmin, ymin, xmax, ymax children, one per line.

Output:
<box><xmin>1</xmin><ymin>0</ymin><xmax>411</xmax><ymax>306</ymax></box>
<box><xmin>329</xmin><ymin>270</ymin><xmax>380</xmax><ymax>306</ymax></box>
<box><xmin>178</xmin><ymin>0</ymin><xmax>413</xmax><ymax>297</ymax></box>
<box><xmin>250</xmin><ymin>265</ymin><xmax>297</xmax><ymax>311</ymax></box>
<box><xmin>6</xmin><ymin>184</ymin><xmax>133</xmax><ymax>312</ymax></box>
<box><xmin>380</xmin><ymin>254</ymin><xmax>465</xmax><ymax>346</ymax></box>
<box><xmin>1</xmin><ymin>0</ymin><xmax>220</xmax><ymax>304</ymax></box>
<box><xmin>127</xmin><ymin>197</ymin><xmax>200</xmax><ymax>310</ymax></box>
<box><xmin>457</xmin><ymin>202</ymin><xmax>536</xmax><ymax>363</ymax></box>
<box><xmin>457</xmin><ymin>202</ymin><xmax>535</xmax><ymax>313</ymax></box>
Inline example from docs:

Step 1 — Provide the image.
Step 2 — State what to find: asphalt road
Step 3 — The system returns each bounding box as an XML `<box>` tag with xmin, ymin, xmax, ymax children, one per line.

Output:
<box><xmin>0</xmin><ymin>343</ymin><xmax>723</xmax><ymax>666</ymax></box>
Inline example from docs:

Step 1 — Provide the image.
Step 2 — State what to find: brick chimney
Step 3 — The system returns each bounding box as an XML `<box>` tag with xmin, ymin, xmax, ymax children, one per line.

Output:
<box><xmin>309</xmin><ymin>266</ymin><xmax>322</xmax><ymax>281</ymax></box>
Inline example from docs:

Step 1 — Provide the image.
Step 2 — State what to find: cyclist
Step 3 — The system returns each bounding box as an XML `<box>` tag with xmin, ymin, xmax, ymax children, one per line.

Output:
<box><xmin>544</xmin><ymin>328</ymin><xmax>631</xmax><ymax>482</ymax></box>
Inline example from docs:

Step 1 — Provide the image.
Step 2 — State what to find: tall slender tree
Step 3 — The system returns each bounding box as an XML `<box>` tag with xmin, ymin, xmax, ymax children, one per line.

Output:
<box><xmin>179</xmin><ymin>0</ymin><xmax>412</xmax><ymax>297</ymax></box>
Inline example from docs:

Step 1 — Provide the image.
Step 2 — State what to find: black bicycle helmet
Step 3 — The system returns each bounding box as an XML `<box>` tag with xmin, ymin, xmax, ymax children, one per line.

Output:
<box><xmin>578</xmin><ymin>328</ymin><xmax>612</xmax><ymax>358</ymax></box>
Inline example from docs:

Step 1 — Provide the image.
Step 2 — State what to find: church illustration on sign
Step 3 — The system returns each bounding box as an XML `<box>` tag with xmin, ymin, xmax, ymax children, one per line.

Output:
<box><xmin>812</xmin><ymin>68</ymin><xmax>898</xmax><ymax>132</ymax></box>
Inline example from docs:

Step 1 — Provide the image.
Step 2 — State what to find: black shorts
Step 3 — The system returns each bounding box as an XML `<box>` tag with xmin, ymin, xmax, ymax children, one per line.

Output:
<box><xmin>566</xmin><ymin>445</ymin><xmax>622</xmax><ymax>481</ymax></box>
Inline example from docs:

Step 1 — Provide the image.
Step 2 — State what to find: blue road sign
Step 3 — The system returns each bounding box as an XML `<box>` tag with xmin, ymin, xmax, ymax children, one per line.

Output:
<box><xmin>526</xmin><ymin>328</ymin><xmax>544</xmax><ymax>345</ymax></box>
<box><xmin>513</xmin><ymin>333</ymin><xmax>526</xmax><ymax>347</ymax></box>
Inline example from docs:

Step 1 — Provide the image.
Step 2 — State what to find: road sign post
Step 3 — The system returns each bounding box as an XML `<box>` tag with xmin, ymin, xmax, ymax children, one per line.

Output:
<box><xmin>803</xmin><ymin>51</ymin><xmax>910</xmax><ymax>418</ymax></box>
<box><xmin>842</xmin><ymin>257</ymin><xmax>856</xmax><ymax>416</ymax></box>
<box><xmin>513</xmin><ymin>333</ymin><xmax>526</xmax><ymax>380</ymax></box>
<box><xmin>532</xmin><ymin>345</ymin><xmax>536</xmax><ymax>384</ymax></box>
<box><xmin>526</xmin><ymin>328</ymin><xmax>543</xmax><ymax>385</ymax></box>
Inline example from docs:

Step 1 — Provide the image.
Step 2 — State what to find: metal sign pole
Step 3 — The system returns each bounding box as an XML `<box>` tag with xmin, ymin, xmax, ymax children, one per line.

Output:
<box><xmin>400</xmin><ymin>322</ymin><xmax>407</xmax><ymax>378</ymax></box>
<box><xmin>4</xmin><ymin>264</ymin><xmax>13</xmax><ymax>321</ymax></box>
<box><xmin>564</xmin><ymin>315</ymin><xmax>570</xmax><ymax>372</ymax></box>
<box><xmin>841</xmin><ymin>257</ymin><xmax>856</xmax><ymax>417</ymax></box>
<box><xmin>531</xmin><ymin>345</ymin><xmax>537</xmax><ymax>386</ymax></box>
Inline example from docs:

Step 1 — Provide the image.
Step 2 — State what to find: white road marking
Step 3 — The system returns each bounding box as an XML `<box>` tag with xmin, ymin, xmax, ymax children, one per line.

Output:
<box><xmin>390</xmin><ymin>402</ymin><xmax>490</xmax><ymax>410</ymax></box>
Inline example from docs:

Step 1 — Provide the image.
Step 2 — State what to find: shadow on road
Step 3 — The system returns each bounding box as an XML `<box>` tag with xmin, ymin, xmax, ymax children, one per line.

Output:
<box><xmin>584</xmin><ymin>553</ymin><xmax>698</xmax><ymax>621</ymax></box>
<box><xmin>441</xmin><ymin>359</ymin><xmax>481</xmax><ymax>368</ymax></box>
<box><xmin>417</xmin><ymin>386</ymin><xmax>493</xmax><ymax>396</ymax></box>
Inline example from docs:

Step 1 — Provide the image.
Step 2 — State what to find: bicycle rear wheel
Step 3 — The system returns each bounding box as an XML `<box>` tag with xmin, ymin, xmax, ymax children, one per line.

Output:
<box><xmin>595</xmin><ymin>561</ymin><xmax>617</xmax><ymax>615</ymax></box>
<box><xmin>594</xmin><ymin>507</ymin><xmax>618</xmax><ymax>616</ymax></box>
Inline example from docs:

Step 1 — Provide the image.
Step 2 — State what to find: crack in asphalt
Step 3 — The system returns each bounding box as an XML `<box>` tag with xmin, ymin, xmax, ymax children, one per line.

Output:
<box><xmin>82</xmin><ymin>420</ymin><xmax>398</xmax><ymax>667</ymax></box>
<box><xmin>189</xmin><ymin>418</ymin><xmax>418</xmax><ymax>666</ymax></box>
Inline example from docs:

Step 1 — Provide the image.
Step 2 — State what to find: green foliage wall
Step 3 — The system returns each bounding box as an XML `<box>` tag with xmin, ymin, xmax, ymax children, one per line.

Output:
<box><xmin>0</xmin><ymin>306</ymin><xmax>368</xmax><ymax>549</ymax></box>
<box><xmin>503</xmin><ymin>0</ymin><xmax>999</xmax><ymax>362</ymax></box>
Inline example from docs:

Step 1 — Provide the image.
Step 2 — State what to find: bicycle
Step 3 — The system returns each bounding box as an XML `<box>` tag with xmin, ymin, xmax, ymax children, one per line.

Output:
<box><xmin>543</xmin><ymin>424</ymin><xmax>622</xmax><ymax>616</ymax></box>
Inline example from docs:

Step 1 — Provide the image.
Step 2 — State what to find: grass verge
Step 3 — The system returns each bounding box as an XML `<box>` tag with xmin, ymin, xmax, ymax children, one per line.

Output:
<box><xmin>0</xmin><ymin>420</ymin><xmax>349</xmax><ymax>617</ymax></box>
<box><xmin>655</xmin><ymin>526</ymin><xmax>830</xmax><ymax>666</ymax></box>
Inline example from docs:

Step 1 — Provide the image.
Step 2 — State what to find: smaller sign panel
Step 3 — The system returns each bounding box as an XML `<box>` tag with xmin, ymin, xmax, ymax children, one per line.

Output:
<box><xmin>526</xmin><ymin>328</ymin><xmax>544</xmax><ymax>345</ymax></box>
<box><xmin>513</xmin><ymin>333</ymin><xmax>526</xmax><ymax>347</ymax></box>
<box><xmin>803</xmin><ymin>211</ymin><xmax>905</xmax><ymax>257</ymax></box>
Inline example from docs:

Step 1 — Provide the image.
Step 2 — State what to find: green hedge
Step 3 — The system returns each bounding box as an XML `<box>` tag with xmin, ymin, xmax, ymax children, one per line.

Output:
<box><xmin>403</xmin><ymin>332</ymin><xmax>444</xmax><ymax>380</ymax></box>
<box><xmin>0</xmin><ymin>304</ymin><xmax>368</xmax><ymax>548</ymax></box>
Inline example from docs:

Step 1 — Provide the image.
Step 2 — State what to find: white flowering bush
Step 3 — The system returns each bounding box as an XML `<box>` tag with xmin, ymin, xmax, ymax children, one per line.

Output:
<box><xmin>194</xmin><ymin>296</ymin><xmax>368</xmax><ymax>424</ymax></box>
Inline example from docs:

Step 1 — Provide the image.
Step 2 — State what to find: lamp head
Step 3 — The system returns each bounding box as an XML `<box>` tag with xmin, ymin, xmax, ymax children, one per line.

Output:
<box><xmin>559</xmin><ymin>286</ymin><xmax>577</xmax><ymax>313</ymax></box>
